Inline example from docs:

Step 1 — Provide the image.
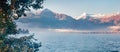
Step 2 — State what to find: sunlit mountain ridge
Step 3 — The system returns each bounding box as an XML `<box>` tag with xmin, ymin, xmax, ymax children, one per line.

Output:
<box><xmin>17</xmin><ymin>9</ymin><xmax>120</xmax><ymax>32</ymax></box>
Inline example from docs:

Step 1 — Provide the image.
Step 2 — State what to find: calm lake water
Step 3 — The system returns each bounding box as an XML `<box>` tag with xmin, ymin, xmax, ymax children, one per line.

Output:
<box><xmin>32</xmin><ymin>31</ymin><xmax>120</xmax><ymax>52</ymax></box>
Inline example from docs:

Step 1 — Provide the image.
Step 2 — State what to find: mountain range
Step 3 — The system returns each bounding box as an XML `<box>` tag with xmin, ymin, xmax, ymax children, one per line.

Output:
<box><xmin>17</xmin><ymin>9</ymin><xmax>120</xmax><ymax>31</ymax></box>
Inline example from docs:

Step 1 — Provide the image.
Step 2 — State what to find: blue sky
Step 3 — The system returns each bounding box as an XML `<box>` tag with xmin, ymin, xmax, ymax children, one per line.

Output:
<box><xmin>43</xmin><ymin>0</ymin><xmax>120</xmax><ymax>17</ymax></box>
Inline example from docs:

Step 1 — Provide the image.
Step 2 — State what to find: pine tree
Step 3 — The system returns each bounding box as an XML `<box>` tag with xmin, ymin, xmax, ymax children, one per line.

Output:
<box><xmin>0</xmin><ymin>0</ymin><xmax>44</xmax><ymax>35</ymax></box>
<box><xmin>0</xmin><ymin>0</ymin><xmax>44</xmax><ymax>52</ymax></box>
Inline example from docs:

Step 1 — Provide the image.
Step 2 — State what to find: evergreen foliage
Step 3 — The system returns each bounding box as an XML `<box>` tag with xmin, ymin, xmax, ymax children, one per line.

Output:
<box><xmin>0</xmin><ymin>0</ymin><xmax>44</xmax><ymax>52</ymax></box>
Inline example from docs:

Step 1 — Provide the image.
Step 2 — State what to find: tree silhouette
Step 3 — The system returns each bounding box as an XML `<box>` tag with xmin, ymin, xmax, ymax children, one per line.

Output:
<box><xmin>0</xmin><ymin>0</ymin><xmax>43</xmax><ymax>35</ymax></box>
<box><xmin>0</xmin><ymin>0</ymin><xmax>44</xmax><ymax>52</ymax></box>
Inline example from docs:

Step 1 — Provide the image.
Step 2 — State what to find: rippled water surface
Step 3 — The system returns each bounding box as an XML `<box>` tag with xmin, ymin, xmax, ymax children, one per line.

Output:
<box><xmin>33</xmin><ymin>32</ymin><xmax>120</xmax><ymax>52</ymax></box>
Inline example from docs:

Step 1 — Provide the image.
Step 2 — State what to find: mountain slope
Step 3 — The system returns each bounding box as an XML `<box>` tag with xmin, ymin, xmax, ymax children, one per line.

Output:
<box><xmin>18</xmin><ymin>9</ymin><xmax>75</xmax><ymax>29</ymax></box>
<box><xmin>17</xmin><ymin>9</ymin><xmax>120</xmax><ymax>31</ymax></box>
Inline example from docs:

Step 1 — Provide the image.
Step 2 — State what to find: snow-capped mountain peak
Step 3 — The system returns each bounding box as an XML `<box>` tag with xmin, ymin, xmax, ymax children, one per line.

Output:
<box><xmin>75</xmin><ymin>12</ymin><xmax>88</xmax><ymax>20</ymax></box>
<box><xmin>90</xmin><ymin>14</ymin><xmax>105</xmax><ymax>18</ymax></box>
<box><xmin>31</xmin><ymin>8</ymin><xmax>73</xmax><ymax>20</ymax></box>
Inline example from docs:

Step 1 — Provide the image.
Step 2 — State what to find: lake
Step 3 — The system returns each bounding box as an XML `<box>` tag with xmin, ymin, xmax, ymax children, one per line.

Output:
<box><xmin>32</xmin><ymin>31</ymin><xmax>120</xmax><ymax>52</ymax></box>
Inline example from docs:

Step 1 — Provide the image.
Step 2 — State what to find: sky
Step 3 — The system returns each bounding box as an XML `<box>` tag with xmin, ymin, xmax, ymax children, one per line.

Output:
<box><xmin>43</xmin><ymin>0</ymin><xmax>120</xmax><ymax>17</ymax></box>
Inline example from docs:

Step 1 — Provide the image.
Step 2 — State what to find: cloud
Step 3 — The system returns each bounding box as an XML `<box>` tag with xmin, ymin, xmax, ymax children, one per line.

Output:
<box><xmin>48</xmin><ymin>29</ymin><xmax>89</xmax><ymax>33</ymax></box>
<box><xmin>108</xmin><ymin>26</ymin><xmax>120</xmax><ymax>32</ymax></box>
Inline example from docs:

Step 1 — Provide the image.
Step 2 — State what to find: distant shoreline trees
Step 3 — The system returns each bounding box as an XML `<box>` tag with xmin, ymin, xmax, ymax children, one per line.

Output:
<box><xmin>17</xmin><ymin>28</ymin><xmax>29</xmax><ymax>34</ymax></box>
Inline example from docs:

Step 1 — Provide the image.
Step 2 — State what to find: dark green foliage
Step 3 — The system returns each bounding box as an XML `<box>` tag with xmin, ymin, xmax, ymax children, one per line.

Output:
<box><xmin>13</xmin><ymin>0</ymin><xmax>44</xmax><ymax>19</ymax></box>
<box><xmin>0</xmin><ymin>35</ymin><xmax>41</xmax><ymax>52</ymax></box>
<box><xmin>0</xmin><ymin>0</ymin><xmax>44</xmax><ymax>35</ymax></box>
<box><xmin>5</xmin><ymin>21</ymin><xmax>17</xmax><ymax>35</ymax></box>
<box><xmin>0</xmin><ymin>0</ymin><xmax>44</xmax><ymax>52</ymax></box>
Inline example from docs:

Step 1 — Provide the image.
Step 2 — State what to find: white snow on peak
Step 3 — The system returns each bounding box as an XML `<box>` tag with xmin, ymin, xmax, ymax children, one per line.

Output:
<box><xmin>90</xmin><ymin>14</ymin><xmax>105</xmax><ymax>18</ymax></box>
<box><xmin>75</xmin><ymin>12</ymin><xmax>120</xmax><ymax>20</ymax></box>
<box><xmin>75</xmin><ymin>12</ymin><xmax>88</xmax><ymax>20</ymax></box>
